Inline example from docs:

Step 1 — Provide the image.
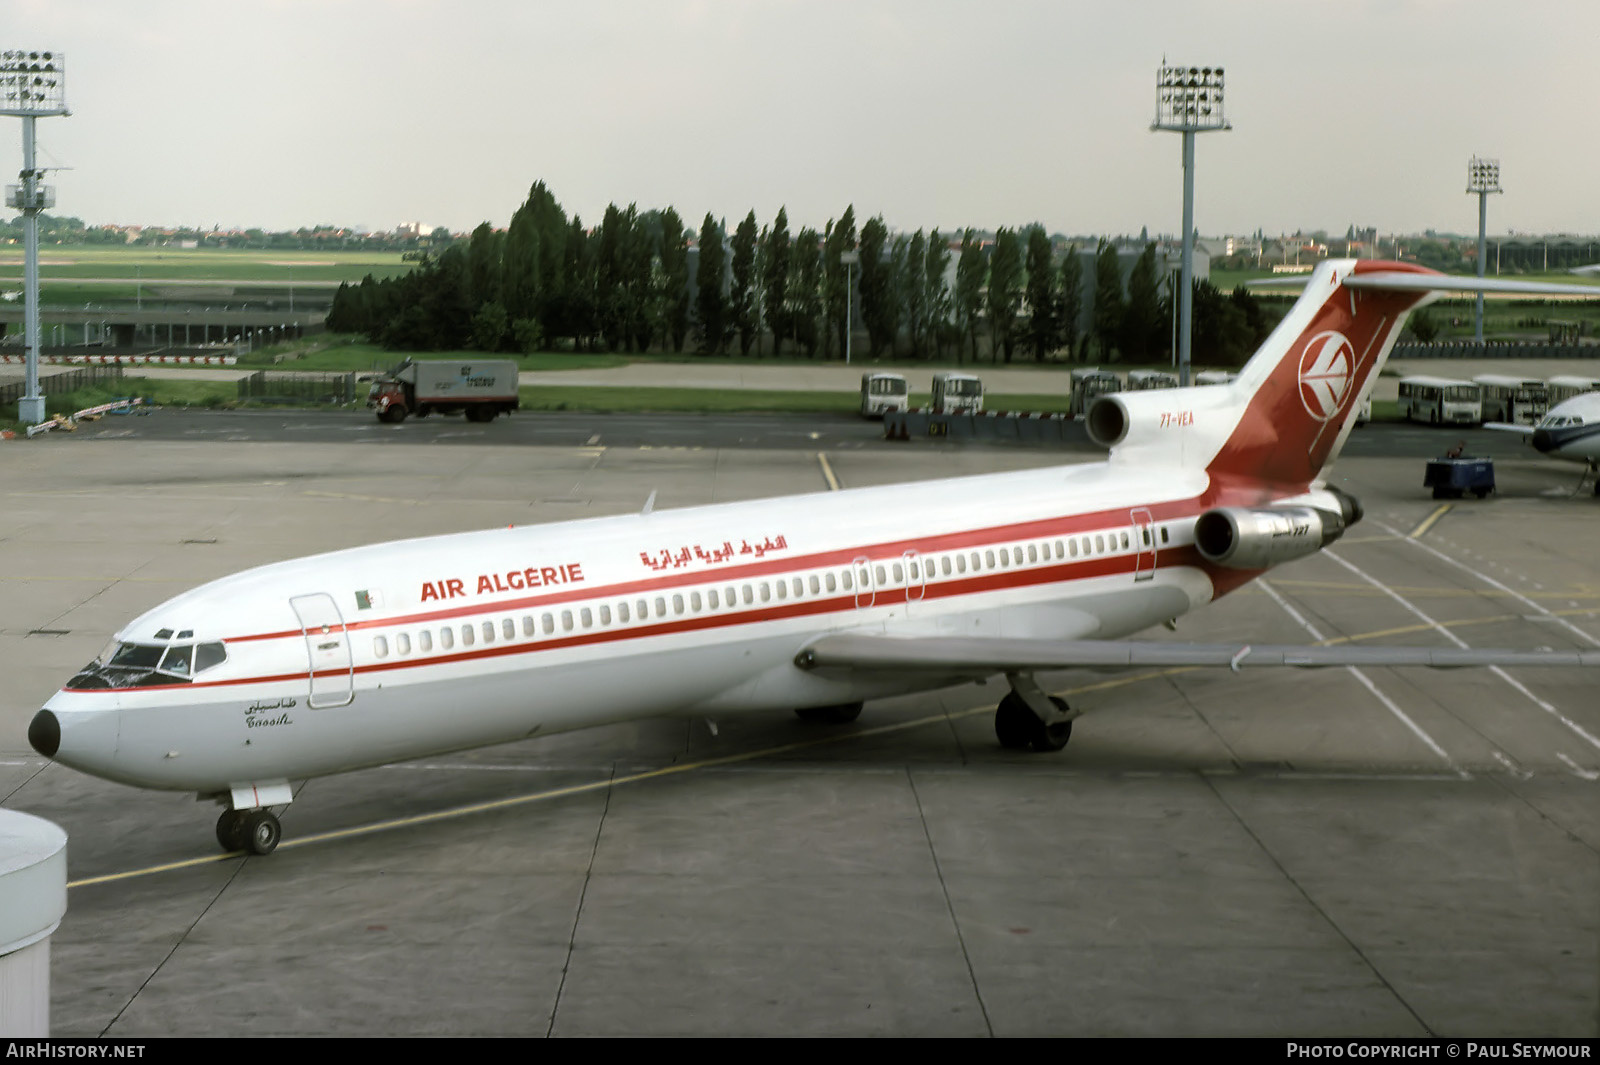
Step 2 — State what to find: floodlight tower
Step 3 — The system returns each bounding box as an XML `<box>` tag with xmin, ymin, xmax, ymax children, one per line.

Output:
<box><xmin>1152</xmin><ymin>62</ymin><xmax>1229</xmax><ymax>386</ymax></box>
<box><xmin>1466</xmin><ymin>157</ymin><xmax>1501</xmax><ymax>344</ymax></box>
<box><xmin>1</xmin><ymin>50</ymin><xmax>68</xmax><ymax>426</ymax></box>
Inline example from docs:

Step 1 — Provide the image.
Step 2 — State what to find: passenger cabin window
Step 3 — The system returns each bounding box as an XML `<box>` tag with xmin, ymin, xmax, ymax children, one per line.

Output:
<box><xmin>481</xmin><ymin>621</ymin><xmax>495</xmax><ymax>644</ymax></box>
<box><xmin>461</xmin><ymin>625</ymin><xmax>475</xmax><ymax>647</ymax></box>
<box><xmin>581</xmin><ymin>607</ymin><xmax>593</xmax><ymax>628</ymax></box>
<box><xmin>600</xmin><ymin>605</ymin><xmax>612</xmax><ymax>625</ymax></box>
<box><xmin>542</xmin><ymin>613</ymin><xmax>555</xmax><ymax>635</ymax></box>
<box><xmin>440</xmin><ymin>628</ymin><xmax>454</xmax><ymax>650</ymax></box>
<box><xmin>419</xmin><ymin>630</ymin><xmax>433</xmax><ymax>653</ymax></box>
<box><xmin>618</xmin><ymin>602</ymin><xmax>631</xmax><ymax>623</ymax></box>
<box><xmin>374</xmin><ymin>636</ymin><xmax>389</xmax><ymax>658</ymax></box>
<box><xmin>562</xmin><ymin>610</ymin><xmax>574</xmax><ymax>632</ymax></box>
<box><xmin>503</xmin><ymin>618</ymin><xmax>515</xmax><ymax>640</ymax></box>
<box><xmin>396</xmin><ymin>633</ymin><xmax>411</xmax><ymax>656</ymax></box>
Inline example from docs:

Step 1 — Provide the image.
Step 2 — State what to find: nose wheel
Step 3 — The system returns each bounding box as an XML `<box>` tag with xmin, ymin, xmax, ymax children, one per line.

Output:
<box><xmin>216</xmin><ymin>809</ymin><xmax>282</xmax><ymax>855</ymax></box>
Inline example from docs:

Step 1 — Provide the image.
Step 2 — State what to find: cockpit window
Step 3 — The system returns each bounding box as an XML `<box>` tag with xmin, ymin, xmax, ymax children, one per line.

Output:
<box><xmin>71</xmin><ymin>638</ymin><xmax>228</xmax><ymax>689</ymax></box>
<box><xmin>108</xmin><ymin>643</ymin><xmax>165</xmax><ymax>669</ymax></box>
<box><xmin>161</xmin><ymin>644</ymin><xmax>193</xmax><ymax>676</ymax></box>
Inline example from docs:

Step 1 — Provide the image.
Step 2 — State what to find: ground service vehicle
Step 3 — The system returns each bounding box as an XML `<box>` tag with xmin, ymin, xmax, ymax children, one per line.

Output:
<box><xmin>1126</xmin><ymin>369</ymin><xmax>1178</xmax><ymax>391</ymax></box>
<box><xmin>1069</xmin><ymin>368</ymin><xmax>1122</xmax><ymax>417</ymax></box>
<box><xmin>1473</xmin><ymin>374</ymin><xmax>1548</xmax><ymax>426</ymax></box>
<box><xmin>860</xmin><ymin>373</ymin><xmax>910</xmax><ymax>417</ymax></box>
<box><xmin>1546</xmin><ymin>375</ymin><xmax>1600</xmax><ymax>404</ymax></box>
<box><xmin>369</xmin><ymin>359</ymin><xmax>520</xmax><ymax>424</ymax></box>
<box><xmin>931</xmin><ymin>372</ymin><xmax>983</xmax><ymax>414</ymax></box>
<box><xmin>1398</xmin><ymin>376</ymin><xmax>1482</xmax><ymax>425</ymax></box>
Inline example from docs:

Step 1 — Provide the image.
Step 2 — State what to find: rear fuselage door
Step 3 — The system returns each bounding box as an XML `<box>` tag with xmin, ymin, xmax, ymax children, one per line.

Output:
<box><xmin>1131</xmin><ymin>508</ymin><xmax>1156</xmax><ymax>582</ymax></box>
<box><xmin>289</xmin><ymin>593</ymin><xmax>354</xmax><ymax>708</ymax></box>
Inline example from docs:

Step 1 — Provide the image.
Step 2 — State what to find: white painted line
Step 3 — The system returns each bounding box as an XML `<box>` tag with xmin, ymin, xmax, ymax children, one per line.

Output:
<box><xmin>1325</xmin><ymin>548</ymin><xmax>1600</xmax><ymax>753</ymax></box>
<box><xmin>1257</xmin><ymin>579</ymin><xmax>1462</xmax><ymax>773</ymax></box>
<box><xmin>1491</xmin><ymin>751</ymin><xmax>1532</xmax><ymax>779</ymax></box>
<box><xmin>1555</xmin><ymin>753</ymin><xmax>1599</xmax><ymax>781</ymax></box>
<box><xmin>1377</xmin><ymin>519</ymin><xmax>1600</xmax><ymax>650</ymax></box>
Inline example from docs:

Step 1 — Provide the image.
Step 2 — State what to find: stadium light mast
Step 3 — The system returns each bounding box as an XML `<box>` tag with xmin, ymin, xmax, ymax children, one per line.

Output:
<box><xmin>1466</xmin><ymin>157</ymin><xmax>1501</xmax><ymax>345</ymax></box>
<box><xmin>1152</xmin><ymin>61</ymin><xmax>1229</xmax><ymax>386</ymax></box>
<box><xmin>2</xmin><ymin>50</ymin><xmax>68</xmax><ymax>426</ymax></box>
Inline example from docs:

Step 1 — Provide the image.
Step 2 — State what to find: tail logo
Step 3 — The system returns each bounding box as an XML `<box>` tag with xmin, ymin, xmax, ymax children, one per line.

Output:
<box><xmin>1298</xmin><ymin>331</ymin><xmax>1356</xmax><ymax>422</ymax></box>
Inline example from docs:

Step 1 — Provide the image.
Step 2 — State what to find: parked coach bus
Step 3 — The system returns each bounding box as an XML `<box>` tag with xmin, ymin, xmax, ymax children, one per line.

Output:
<box><xmin>1398</xmin><ymin>376</ymin><xmax>1482</xmax><ymax>426</ymax></box>
<box><xmin>1126</xmin><ymin>369</ymin><xmax>1178</xmax><ymax>391</ymax></box>
<box><xmin>859</xmin><ymin>372</ymin><xmax>910</xmax><ymax>417</ymax></box>
<box><xmin>1069</xmin><ymin>368</ymin><xmax>1122</xmax><ymax>417</ymax></box>
<box><xmin>1473</xmin><ymin>374</ymin><xmax>1548</xmax><ymax>426</ymax></box>
<box><xmin>1546</xmin><ymin>375</ymin><xmax>1600</xmax><ymax>404</ymax></box>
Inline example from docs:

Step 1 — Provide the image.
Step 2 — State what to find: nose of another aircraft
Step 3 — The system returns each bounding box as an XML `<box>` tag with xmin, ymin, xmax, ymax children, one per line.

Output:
<box><xmin>29</xmin><ymin>709</ymin><xmax>60</xmax><ymax>758</ymax></box>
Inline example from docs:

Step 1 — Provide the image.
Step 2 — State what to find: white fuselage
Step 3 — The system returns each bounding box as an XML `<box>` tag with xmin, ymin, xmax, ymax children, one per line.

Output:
<box><xmin>43</xmin><ymin>459</ymin><xmax>1229</xmax><ymax>796</ymax></box>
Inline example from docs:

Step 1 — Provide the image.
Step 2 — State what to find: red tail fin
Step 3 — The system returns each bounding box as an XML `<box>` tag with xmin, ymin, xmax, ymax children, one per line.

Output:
<box><xmin>1206</xmin><ymin>260</ymin><xmax>1433</xmax><ymax>490</ymax></box>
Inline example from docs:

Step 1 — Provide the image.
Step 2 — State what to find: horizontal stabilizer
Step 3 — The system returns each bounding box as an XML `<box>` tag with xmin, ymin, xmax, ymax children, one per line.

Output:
<box><xmin>1342</xmin><ymin>272</ymin><xmax>1600</xmax><ymax>297</ymax></box>
<box><xmin>795</xmin><ymin>634</ymin><xmax>1600</xmax><ymax>673</ymax></box>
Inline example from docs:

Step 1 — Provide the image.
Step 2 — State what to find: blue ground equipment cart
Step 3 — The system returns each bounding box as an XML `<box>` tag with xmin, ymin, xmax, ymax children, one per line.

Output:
<box><xmin>1424</xmin><ymin>457</ymin><xmax>1495</xmax><ymax>500</ymax></box>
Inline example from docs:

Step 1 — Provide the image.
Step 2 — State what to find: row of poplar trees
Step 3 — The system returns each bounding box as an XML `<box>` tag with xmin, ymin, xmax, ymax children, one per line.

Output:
<box><xmin>327</xmin><ymin>181</ymin><xmax>1269</xmax><ymax>364</ymax></box>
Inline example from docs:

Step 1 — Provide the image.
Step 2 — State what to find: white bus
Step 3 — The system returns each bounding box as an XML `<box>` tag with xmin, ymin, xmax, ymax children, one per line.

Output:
<box><xmin>1473</xmin><ymin>374</ymin><xmax>1549</xmax><ymax>426</ymax></box>
<box><xmin>1546</xmin><ymin>375</ymin><xmax>1600</xmax><ymax>404</ymax></box>
<box><xmin>1398</xmin><ymin>376</ymin><xmax>1482</xmax><ymax>425</ymax></box>
<box><xmin>1126</xmin><ymin>369</ymin><xmax>1179</xmax><ymax>391</ymax></box>
<box><xmin>1069</xmin><ymin>368</ymin><xmax>1122</xmax><ymax>417</ymax></box>
<box><xmin>1195</xmin><ymin>370</ymin><xmax>1236</xmax><ymax>386</ymax></box>
<box><xmin>859</xmin><ymin>372</ymin><xmax>909</xmax><ymax>417</ymax></box>
<box><xmin>931</xmin><ymin>372</ymin><xmax>983</xmax><ymax>414</ymax></box>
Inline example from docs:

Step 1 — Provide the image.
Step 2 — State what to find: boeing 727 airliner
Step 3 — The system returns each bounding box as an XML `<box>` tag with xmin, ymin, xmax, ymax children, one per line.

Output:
<box><xmin>28</xmin><ymin>259</ymin><xmax>1600</xmax><ymax>855</ymax></box>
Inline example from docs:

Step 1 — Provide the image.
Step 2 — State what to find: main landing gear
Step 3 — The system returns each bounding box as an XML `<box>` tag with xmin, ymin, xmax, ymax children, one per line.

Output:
<box><xmin>216</xmin><ymin>808</ymin><xmax>282</xmax><ymax>856</ymax></box>
<box><xmin>995</xmin><ymin>673</ymin><xmax>1079</xmax><ymax>752</ymax></box>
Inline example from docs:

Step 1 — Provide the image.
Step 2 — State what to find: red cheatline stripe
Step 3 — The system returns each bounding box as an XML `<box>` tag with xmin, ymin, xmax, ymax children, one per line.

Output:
<box><xmin>227</xmin><ymin>497</ymin><xmax>1210</xmax><ymax>645</ymax></box>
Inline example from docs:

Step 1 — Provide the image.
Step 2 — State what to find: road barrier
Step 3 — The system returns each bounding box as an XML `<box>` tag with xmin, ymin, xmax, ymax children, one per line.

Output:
<box><xmin>1390</xmin><ymin>341</ymin><xmax>1600</xmax><ymax>360</ymax></box>
<box><xmin>884</xmin><ymin>408</ymin><xmax>1076</xmax><ymax>444</ymax></box>
<box><xmin>0</xmin><ymin>354</ymin><xmax>238</xmax><ymax>365</ymax></box>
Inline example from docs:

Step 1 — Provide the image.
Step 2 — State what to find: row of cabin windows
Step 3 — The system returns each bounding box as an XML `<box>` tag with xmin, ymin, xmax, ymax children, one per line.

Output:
<box><xmin>368</xmin><ymin>523</ymin><xmax>1173</xmax><ymax>660</ymax></box>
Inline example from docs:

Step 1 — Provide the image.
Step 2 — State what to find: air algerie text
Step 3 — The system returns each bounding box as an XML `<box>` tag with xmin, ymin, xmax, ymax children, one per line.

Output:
<box><xmin>420</xmin><ymin>563</ymin><xmax>585</xmax><ymax>602</ymax></box>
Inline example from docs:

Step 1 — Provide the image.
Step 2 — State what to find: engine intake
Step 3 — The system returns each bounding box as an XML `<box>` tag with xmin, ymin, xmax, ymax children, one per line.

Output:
<box><xmin>1194</xmin><ymin>506</ymin><xmax>1346</xmax><ymax>570</ymax></box>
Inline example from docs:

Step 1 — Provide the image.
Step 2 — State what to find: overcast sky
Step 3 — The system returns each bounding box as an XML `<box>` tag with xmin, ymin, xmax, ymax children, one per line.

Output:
<box><xmin>4</xmin><ymin>0</ymin><xmax>1596</xmax><ymax>240</ymax></box>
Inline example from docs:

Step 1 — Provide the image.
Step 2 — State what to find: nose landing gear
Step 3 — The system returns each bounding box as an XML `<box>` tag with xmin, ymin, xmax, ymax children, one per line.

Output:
<box><xmin>216</xmin><ymin>808</ymin><xmax>282</xmax><ymax>855</ymax></box>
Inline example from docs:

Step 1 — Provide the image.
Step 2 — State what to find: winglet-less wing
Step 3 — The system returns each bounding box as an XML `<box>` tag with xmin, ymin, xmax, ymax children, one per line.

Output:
<box><xmin>794</xmin><ymin>634</ymin><xmax>1600</xmax><ymax>674</ymax></box>
<box><xmin>1482</xmin><ymin>421</ymin><xmax>1535</xmax><ymax>436</ymax></box>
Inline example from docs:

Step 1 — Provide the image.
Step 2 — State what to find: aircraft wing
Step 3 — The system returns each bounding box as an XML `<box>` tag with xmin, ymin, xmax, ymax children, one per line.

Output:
<box><xmin>794</xmin><ymin>634</ymin><xmax>1600</xmax><ymax>673</ymax></box>
<box><xmin>1482</xmin><ymin>421</ymin><xmax>1535</xmax><ymax>436</ymax></box>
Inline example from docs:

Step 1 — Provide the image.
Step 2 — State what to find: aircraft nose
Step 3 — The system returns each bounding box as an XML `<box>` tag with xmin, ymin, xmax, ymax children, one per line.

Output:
<box><xmin>29</xmin><ymin>709</ymin><xmax>60</xmax><ymax>758</ymax></box>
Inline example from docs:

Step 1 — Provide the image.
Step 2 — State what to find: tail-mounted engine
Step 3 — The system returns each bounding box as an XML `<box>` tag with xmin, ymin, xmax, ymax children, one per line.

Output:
<box><xmin>1193</xmin><ymin>505</ymin><xmax>1347</xmax><ymax>570</ymax></box>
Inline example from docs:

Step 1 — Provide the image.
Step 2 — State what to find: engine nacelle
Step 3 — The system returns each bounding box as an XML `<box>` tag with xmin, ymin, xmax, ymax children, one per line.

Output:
<box><xmin>1193</xmin><ymin>506</ymin><xmax>1346</xmax><ymax>570</ymax></box>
